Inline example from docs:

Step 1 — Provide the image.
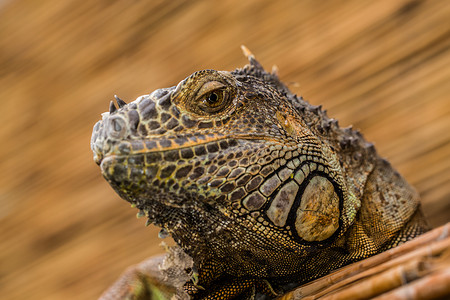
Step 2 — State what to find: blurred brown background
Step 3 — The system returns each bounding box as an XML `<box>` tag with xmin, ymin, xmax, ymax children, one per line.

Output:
<box><xmin>0</xmin><ymin>1</ymin><xmax>449</xmax><ymax>299</ymax></box>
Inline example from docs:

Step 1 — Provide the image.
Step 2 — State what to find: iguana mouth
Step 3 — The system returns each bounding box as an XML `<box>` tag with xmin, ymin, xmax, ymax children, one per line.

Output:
<box><xmin>98</xmin><ymin>137</ymin><xmax>241</xmax><ymax>186</ymax></box>
<box><xmin>93</xmin><ymin>133</ymin><xmax>282</xmax><ymax>166</ymax></box>
<box><xmin>98</xmin><ymin>137</ymin><xmax>257</xmax><ymax>187</ymax></box>
<box><xmin>93</xmin><ymin>133</ymin><xmax>237</xmax><ymax>166</ymax></box>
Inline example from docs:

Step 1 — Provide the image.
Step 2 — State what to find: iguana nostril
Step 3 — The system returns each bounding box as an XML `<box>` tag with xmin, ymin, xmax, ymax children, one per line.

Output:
<box><xmin>113</xmin><ymin>119</ymin><xmax>122</xmax><ymax>131</ymax></box>
<box><xmin>107</xmin><ymin>116</ymin><xmax>127</xmax><ymax>138</ymax></box>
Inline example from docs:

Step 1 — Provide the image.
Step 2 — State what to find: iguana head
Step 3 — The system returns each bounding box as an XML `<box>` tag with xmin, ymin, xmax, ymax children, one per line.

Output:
<box><xmin>91</xmin><ymin>49</ymin><xmax>362</xmax><ymax>266</ymax></box>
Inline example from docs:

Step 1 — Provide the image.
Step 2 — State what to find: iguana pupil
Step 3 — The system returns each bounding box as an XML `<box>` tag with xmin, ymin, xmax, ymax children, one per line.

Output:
<box><xmin>207</xmin><ymin>92</ymin><xmax>218</xmax><ymax>103</ymax></box>
<box><xmin>199</xmin><ymin>90</ymin><xmax>225</xmax><ymax>113</ymax></box>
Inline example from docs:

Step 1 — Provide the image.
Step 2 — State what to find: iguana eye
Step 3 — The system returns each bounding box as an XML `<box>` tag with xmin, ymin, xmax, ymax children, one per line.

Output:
<box><xmin>173</xmin><ymin>71</ymin><xmax>237</xmax><ymax>116</ymax></box>
<box><xmin>195</xmin><ymin>80</ymin><xmax>231</xmax><ymax>114</ymax></box>
<box><xmin>198</xmin><ymin>90</ymin><xmax>228</xmax><ymax>113</ymax></box>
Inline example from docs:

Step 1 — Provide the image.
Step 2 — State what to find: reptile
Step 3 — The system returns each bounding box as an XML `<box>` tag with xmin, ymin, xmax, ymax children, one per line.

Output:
<box><xmin>91</xmin><ymin>47</ymin><xmax>429</xmax><ymax>299</ymax></box>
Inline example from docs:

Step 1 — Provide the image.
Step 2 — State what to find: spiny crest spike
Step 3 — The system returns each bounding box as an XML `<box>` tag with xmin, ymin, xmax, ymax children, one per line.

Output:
<box><xmin>109</xmin><ymin>101</ymin><xmax>117</xmax><ymax>114</ymax></box>
<box><xmin>271</xmin><ymin>65</ymin><xmax>279</xmax><ymax>76</ymax></box>
<box><xmin>240</xmin><ymin>45</ymin><xmax>264</xmax><ymax>71</ymax></box>
<box><xmin>241</xmin><ymin>45</ymin><xmax>255</xmax><ymax>60</ymax></box>
<box><xmin>114</xmin><ymin>95</ymin><xmax>127</xmax><ymax>108</ymax></box>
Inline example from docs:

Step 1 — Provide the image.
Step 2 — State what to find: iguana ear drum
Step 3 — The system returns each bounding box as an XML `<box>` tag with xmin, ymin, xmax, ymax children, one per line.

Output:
<box><xmin>260</xmin><ymin>166</ymin><xmax>342</xmax><ymax>243</ymax></box>
<box><xmin>294</xmin><ymin>176</ymin><xmax>340</xmax><ymax>242</ymax></box>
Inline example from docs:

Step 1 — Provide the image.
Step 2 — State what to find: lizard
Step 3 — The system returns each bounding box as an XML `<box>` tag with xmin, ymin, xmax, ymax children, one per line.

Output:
<box><xmin>91</xmin><ymin>47</ymin><xmax>429</xmax><ymax>299</ymax></box>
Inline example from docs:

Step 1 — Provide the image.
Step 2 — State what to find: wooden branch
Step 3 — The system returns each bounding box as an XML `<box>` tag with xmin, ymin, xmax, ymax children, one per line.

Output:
<box><xmin>280</xmin><ymin>223</ymin><xmax>450</xmax><ymax>300</ymax></box>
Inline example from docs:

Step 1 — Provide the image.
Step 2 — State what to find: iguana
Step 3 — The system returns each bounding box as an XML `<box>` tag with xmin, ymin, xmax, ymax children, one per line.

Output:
<box><xmin>91</xmin><ymin>47</ymin><xmax>429</xmax><ymax>299</ymax></box>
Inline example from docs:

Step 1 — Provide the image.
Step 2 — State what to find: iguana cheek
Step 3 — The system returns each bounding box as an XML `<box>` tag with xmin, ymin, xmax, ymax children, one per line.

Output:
<box><xmin>295</xmin><ymin>176</ymin><xmax>340</xmax><ymax>242</ymax></box>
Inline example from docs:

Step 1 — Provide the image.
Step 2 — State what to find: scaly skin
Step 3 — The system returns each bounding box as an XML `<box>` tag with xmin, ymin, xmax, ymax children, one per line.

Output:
<box><xmin>91</xmin><ymin>49</ymin><xmax>428</xmax><ymax>299</ymax></box>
